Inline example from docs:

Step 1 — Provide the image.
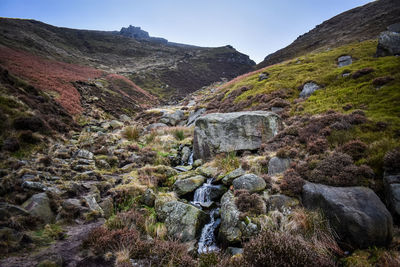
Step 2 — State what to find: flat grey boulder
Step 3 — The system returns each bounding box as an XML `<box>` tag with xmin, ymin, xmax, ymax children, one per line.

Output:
<box><xmin>232</xmin><ymin>174</ymin><xmax>266</xmax><ymax>193</ymax></box>
<box><xmin>377</xmin><ymin>31</ymin><xmax>400</xmax><ymax>57</ymax></box>
<box><xmin>162</xmin><ymin>201</ymin><xmax>207</xmax><ymax>242</ymax></box>
<box><xmin>338</xmin><ymin>55</ymin><xmax>352</xmax><ymax>67</ymax></box>
<box><xmin>303</xmin><ymin>182</ymin><xmax>393</xmax><ymax>249</ymax></box>
<box><xmin>268</xmin><ymin>157</ymin><xmax>290</xmax><ymax>176</ymax></box>
<box><xmin>193</xmin><ymin>111</ymin><xmax>281</xmax><ymax>160</ymax></box>
<box><xmin>299</xmin><ymin>82</ymin><xmax>320</xmax><ymax>98</ymax></box>
<box><xmin>145</xmin><ymin>123</ymin><xmax>168</xmax><ymax>132</ymax></box>
<box><xmin>173</xmin><ymin>175</ymin><xmax>206</xmax><ymax>196</ymax></box>
<box><xmin>22</xmin><ymin>193</ymin><xmax>55</xmax><ymax>224</ymax></box>
<box><xmin>222</xmin><ymin>168</ymin><xmax>245</xmax><ymax>185</ymax></box>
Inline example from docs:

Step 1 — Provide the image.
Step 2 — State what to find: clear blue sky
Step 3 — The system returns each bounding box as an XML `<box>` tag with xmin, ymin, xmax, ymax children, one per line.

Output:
<box><xmin>0</xmin><ymin>0</ymin><xmax>373</xmax><ymax>63</ymax></box>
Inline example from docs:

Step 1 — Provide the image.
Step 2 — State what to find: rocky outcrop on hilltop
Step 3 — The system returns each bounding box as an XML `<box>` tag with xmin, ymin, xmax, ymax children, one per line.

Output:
<box><xmin>258</xmin><ymin>0</ymin><xmax>400</xmax><ymax>68</ymax></box>
<box><xmin>119</xmin><ymin>25</ymin><xmax>168</xmax><ymax>44</ymax></box>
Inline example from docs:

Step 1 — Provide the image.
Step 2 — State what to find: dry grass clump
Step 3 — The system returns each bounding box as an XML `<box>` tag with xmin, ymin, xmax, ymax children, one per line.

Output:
<box><xmin>213</xmin><ymin>152</ymin><xmax>240</xmax><ymax>173</ymax></box>
<box><xmin>122</xmin><ymin>125</ymin><xmax>142</xmax><ymax>141</ymax></box>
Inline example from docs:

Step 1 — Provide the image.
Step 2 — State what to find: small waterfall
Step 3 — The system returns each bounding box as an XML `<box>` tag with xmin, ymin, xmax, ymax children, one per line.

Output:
<box><xmin>187</xmin><ymin>152</ymin><xmax>194</xmax><ymax>166</ymax></box>
<box><xmin>198</xmin><ymin>208</ymin><xmax>220</xmax><ymax>254</ymax></box>
<box><xmin>192</xmin><ymin>178</ymin><xmax>221</xmax><ymax>254</ymax></box>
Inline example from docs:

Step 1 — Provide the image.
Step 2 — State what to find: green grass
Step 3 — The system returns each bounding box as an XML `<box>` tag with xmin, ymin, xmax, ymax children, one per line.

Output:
<box><xmin>221</xmin><ymin>40</ymin><xmax>400</xmax><ymax>131</ymax></box>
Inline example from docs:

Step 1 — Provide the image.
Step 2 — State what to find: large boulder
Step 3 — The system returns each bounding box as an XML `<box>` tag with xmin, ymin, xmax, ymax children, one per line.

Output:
<box><xmin>161</xmin><ymin>201</ymin><xmax>207</xmax><ymax>242</ymax></box>
<box><xmin>187</xmin><ymin>108</ymin><xmax>206</xmax><ymax>126</ymax></box>
<box><xmin>22</xmin><ymin>193</ymin><xmax>55</xmax><ymax>224</ymax></box>
<box><xmin>302</xmin><ymin>182</ymin><xmax>393</xmax><ymax>249</ymax></box>
<box><xmin>222</xmin><ymin>168</ymin><xmax>245</xmax><ymax>185</ymax></box>
<box><xmin>232</xmin><ymin>174</ymin><xmax>266</xmax><ymax>193</ymax></box>
<box><xmin>193</xmin><ymin>111</ymin><xmax>281</xmax><ymax>160</ymax></box>
<box><xmin>377</xmin><ymin>31</ymin><xmax>400</xmax><ymax>57</ymax></box>
<box><xmin>173</xmin><ymin>175</ymin><xmax>206</xmax><ymax>196</ymax></box>
<box><xmin>219</xmin><ymin>191</ymin><xmax>242</xmax><ymax>245</ymax></box>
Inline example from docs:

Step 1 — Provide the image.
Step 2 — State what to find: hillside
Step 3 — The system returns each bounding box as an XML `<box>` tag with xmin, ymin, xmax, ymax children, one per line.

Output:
<box><xmin>258</xmin><ymin>0</ymin><xmax>400</xmax><ymax>68</ymax></box>
<box><xmin>0</xmin><ymin>18</ymin><xmax>255</xmax><ymax>100</ymax></box>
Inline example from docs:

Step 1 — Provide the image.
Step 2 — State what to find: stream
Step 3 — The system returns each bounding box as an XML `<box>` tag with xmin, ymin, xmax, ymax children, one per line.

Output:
<box><xmin>191</xmin><ymin>178</ymin><xmax>221</xmax><ymax>254</ymax></box>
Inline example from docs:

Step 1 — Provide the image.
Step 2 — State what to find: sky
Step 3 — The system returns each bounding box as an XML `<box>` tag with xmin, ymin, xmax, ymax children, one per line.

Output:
<box><xmin>0</xmin><ymin>0</ymin><xmax>373</xmax><ymax>63</ymax></box>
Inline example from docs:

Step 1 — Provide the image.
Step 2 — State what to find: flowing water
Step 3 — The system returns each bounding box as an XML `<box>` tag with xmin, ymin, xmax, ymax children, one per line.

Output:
<box><xmin>192</xmin><ymin>178</ymin><xmax>221</xmax><ymax>254</ymax></box>
<box><xmin>187</xmin><ymin>152</ymin><xmax>194</xmax><ymax>166</ymax></box>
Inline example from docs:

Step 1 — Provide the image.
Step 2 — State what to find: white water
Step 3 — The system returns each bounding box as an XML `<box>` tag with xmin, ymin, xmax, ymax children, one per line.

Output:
<box><xmin>187</xmin><ymin>152</ymin><xmax>194</xmax><ymax>166</ymax></box>
<box><xmin>192</xmin><ymin>178</ymin><xmax>221</xmax><ymax>254</ymax></box>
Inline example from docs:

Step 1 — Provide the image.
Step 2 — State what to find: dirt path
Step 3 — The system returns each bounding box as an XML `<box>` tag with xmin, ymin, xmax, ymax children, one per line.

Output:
<box><xmin>0</xmin><ymin>219</ymin><xmax>105</xmax><ymax>267</ymax></box>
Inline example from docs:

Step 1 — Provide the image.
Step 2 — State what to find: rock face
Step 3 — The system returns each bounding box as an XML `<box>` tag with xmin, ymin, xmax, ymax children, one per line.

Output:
<box><xmin>193</xmin><ymin>111</ymin><xmax>281</xmax><ymax>160</ymax></box>
<box><xmin>302</xmin><ymin>182</ymin><xmax>393</xmax><ymax>249</ymax></box>
<box><xmin>160</xmin><ymin>201</ymin><xmax>207</xmax><ymax>242</ymax></box>
<box><xmin>267</xmin><ymin>157</ymin><xmax>290</xmax><ymax>176</ymax></box>
<box><xmin>232</xmin><ymin>174</ymin><xmax>266</xmax><ymax>193</ymax></box>
<box><xmin>338</xmin><ymin>55</ymin><xmax>352</xmax><ymax>67</ymax></box>
<box><xmin>299</xmin><ymin>82</ymin><xmax>320</xmax><ymax>98</ymax></box>
<box><xmin>187</xmin><ymin>108</ymin><xmax>206</xmax><ymax>126</ymax></box>
<box><xmin>22</xmin><ymin>193</ymin><xmax>55</xmax><ymax>224</ymax></box>
<box><xmin>383</xmin><ymin>173</ymin><xmax>400</xmax><ymax>221</ymax></box>
<box><xmin>219</xmin><ymin>191</ymin><xmax>242</xmax><ymax>245</ymax></box>
<box><xmin>377</xmin><ymin>31</ymin><xmax>400</xmax><ymax>57</ymax></box>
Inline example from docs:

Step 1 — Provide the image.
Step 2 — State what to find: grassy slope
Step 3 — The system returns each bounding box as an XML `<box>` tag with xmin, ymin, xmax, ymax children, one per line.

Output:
<box><xmin>220</xmin><ymin>40</ymin><xmax>400</xmax><ymax>129</ymax></box>
<box><xmin>204</xmin><ymin>40</ymin><xmax>400</xmax><ymax>176</ymax></box>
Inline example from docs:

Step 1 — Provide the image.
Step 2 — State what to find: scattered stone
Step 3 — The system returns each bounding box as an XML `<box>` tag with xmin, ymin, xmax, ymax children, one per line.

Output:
<box><xmin>99</xmin><ymin>197</ymin><xmax>113</xmax><ymax>219</ymax></box>
<box><xmin>377</xmin><ymin>31</ymin><xmax>400</xmax><ymax>57</ymax></box>
<box><xmin>145</xmin><ymin>123</ymin><xmax>168</xmax><ymax>132</ymax></box>
<box><xmin>222</xmin><ymin>168</ymin><xmax>246</xmax><ymax>185</ymax></box>
<box><xmin>174</xmin><ymin>175</ymin><xmax>206</xmax><ymax>196</ymax></box>
<box><xmin>181</xmin><ymin>146</ymin><xmax>191</xmax><ymax>165</ymax></box>
<box><xmin>299</xmin><ymin>82</ymin><xmax>320</xmax><ymax>98</ymax></box>
<box><xmin>0</xmin><ymin>202</ymin><xmax>29</xmax><ymax>220</ymax></box>
<box><xmin>303</xmin><ymin>182</ymin><xmax>393</xmax><ymax>249</ymax></box>
<box><xmin>159</xmin><ymin>110</ymin><xmax>185</xmax><ymax>126</ymax></box>
<box><xmin>119</xmin><ymin>114</ymin><xmax>130</xmax><ymax>122</ymax></box>
<box><xmin>21</xmin><ymin>181</ymin><xmax>47</xmax><ymax>192</ymax></box>
<box><xmin>75</xmin><ymin>149</ymin><xmax>94</xmax><ymax>160</ymax></box>
<box><xmin>83</xmin><ymin>195</ymin><xmax>103</xmax><ymax>215</ymax></box>
<box><xmin>266</xmin><ymin>194</ymin><xmax>299</xmax><ymax>212</ymax></box>
<box><xmin>141</xmin><ymin>188</ymin><xmax>156</xmax><ymax>207</ymax></box>
<box><xmin>232</xmin><ymin>174</ymin><xmax>266</xmax><ymax>193</ymax></box>
<box><xmin>193</xmin><ymin>111</ymin><xmax>281</xmax><ymax>160</ymax></box>
<box><xmin>197</xmin><ymin>166</ymin><xmax>219</xmax><ymax>178</ymax></box>
<box><xmin>258</xmin><ymin>72</ymin><xmax>269</xmax><ymax>81</ymax></box>
<box><xmin>337</xmin><ymin>55</ymin><xmax>352</xmax><ymax>67</ymax></box>
<box><xmin>162</xmin><ymin>201</ymin><xmax>207</xmax><ymax>242</ymax></box>
<box><xmin>22</xmin><ymin>193</ymin><xmax>55</xmax><ymax>224</ymax></box>
<box><xmin>109</xmin><ymin>120</ymin><xmax>124</xmax><ymax>129</ymax></box>
<box><xmin>192</xmin><ymin>159</ymin><xmax>203</xmax><ymax>168</ymax></box>
<box><xmin>96</xmin><ymin>159</ymin><xmax>111</xmax><ymax>169</ymax></box>
<box><xmin>267</xmin><ymin>157</ymin><xmax>290</xmax><ymax>176</ymax></box>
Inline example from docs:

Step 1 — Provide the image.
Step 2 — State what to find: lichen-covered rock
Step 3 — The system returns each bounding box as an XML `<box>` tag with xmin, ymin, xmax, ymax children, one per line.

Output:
<box><xmin>337</xmin><ymin>55</ymin><xmax>352</xmax><ymax>67</ymax></box>
<box><xmin>187</xmin><ymin>108</ymin><xmax>206</xmax><ymax>126</ymax></box>
<box><xmin>193</xmin><ymin>111</ymin><xmax>281</xmax><ymax>160</ymax></box>
<box><xmin>219</xmin><ymin>191</ymin><xmax>242</xmax><ymax>245</ymax></box>
<box><xmin>99</xmin><ymin>197</ymin><xmax>113</xmax><ymax>219</ymax></box>
<box><xmin>267</xmin><ymin>157</ymin><xmax>290</xmax><ymax>176</ymax></box>
<box><xmin>232</xmin><ymin>174</ymin><xmax>266</xmax><ymax>193</ymax></box>
<box><xmin>222</xmin><ymin>168</ymin><xmax>245</xmax><ymax>185</ymax></box>
<box><xmin>75</xmin><ymin>149</ymin><xmax>94</xmax><ymax>160</ymax></box>
<box><xmin>303</xmin><ymin>182</ymin><xmax>393</xmax><ymax>249</ymax></box>
<box><xmin>299</xmin><ymin>82</ymin><xmax>320</xmax><ymax>98</ymax></box>
<box><xmin>155</xmin><ymin>192</ymin><xmax>178</xmax><ymax>221</ymax></box>
<box><xmin>141</xmin><ymin>188</ymin><xmax>156</xmax><ymax>207</ymax></box>
<box><xmin>159</xmin><ymin>110</ymin><xmax>185</xmax><ymax>126</ymax></box>
<box><xmin>266</xmin><ymin>194</ymin><xmax>299</xmax><ymax>212</ymax></box>
<box><xmin>161</xmin><ymin>201</ymin><xmax>207</xmax><ymax>242</ymax></box>
<box><xmin>377</xmin><ymin>31</ymin><xmax>400</xmax><ymax>57</ymax></box>
<box><xmin>22</xmin><ymin>193</ymin><xmax>55</xmax><ymax>224</ymax></box>
<box><xmin>173</xmin><ymin>175</ymin><xmax>206</xmax><ymax>196</ymax></box>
